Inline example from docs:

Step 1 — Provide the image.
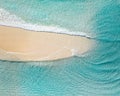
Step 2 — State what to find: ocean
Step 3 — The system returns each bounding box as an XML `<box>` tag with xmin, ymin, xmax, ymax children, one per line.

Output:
<box><xmin>0</xmin><ymin>0</ymin><xmax>120</xmax><ymax>96</ymax></box>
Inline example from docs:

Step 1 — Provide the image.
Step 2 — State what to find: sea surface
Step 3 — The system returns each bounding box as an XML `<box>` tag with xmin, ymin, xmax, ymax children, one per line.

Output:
<box><xmin>0</xmin><ymin>0</ymin><xmax>120</xmax><ymax>96</ymax></box>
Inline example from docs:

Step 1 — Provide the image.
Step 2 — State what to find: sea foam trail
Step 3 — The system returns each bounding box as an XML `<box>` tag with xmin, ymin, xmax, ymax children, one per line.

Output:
<box><xmin>0</xmin><ymin>8</ymin><xmax>91</xmax><ymax>38</ymax></box>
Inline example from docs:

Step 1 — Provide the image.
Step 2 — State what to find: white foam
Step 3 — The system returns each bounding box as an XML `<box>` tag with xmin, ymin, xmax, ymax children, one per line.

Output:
<box><xmin>0</xmin><ymin>8</ymin><xmax>91</xmax><ymax>38</ymax></box>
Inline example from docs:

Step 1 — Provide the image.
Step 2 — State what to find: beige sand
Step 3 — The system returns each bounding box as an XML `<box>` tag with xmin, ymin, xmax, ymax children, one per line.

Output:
<box><xmin>0</xmin><ymin>26</ymin><xmax>92</xmax><ymax>61</ymax></box>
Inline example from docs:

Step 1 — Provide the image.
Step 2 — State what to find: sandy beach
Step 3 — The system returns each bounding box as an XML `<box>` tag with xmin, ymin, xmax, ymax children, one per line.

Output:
<box><xmin>0</xmin><ymin>26</ymin><xmax>92</xmax><ymax>61</ymax></box>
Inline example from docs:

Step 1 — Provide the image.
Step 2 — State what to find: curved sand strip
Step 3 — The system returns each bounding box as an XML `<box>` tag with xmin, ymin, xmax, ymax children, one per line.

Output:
<box><xmin>0</xmin><ymin>26</ymin><xmax>93</xmax><ymax>61</ymax></box>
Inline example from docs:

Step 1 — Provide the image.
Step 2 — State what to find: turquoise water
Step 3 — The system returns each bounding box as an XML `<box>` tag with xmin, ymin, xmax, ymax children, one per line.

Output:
<box><xmin>0</xmin><ymin>0</ymin><xmax>120</xmax><ymax>96</ymax></box>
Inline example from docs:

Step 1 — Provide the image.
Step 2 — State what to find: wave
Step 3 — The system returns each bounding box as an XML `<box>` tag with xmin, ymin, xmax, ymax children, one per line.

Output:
<box><xmin>0</xmin><ymin>8</ymin><xmax>91</xmax><ymax>38</ymax></box>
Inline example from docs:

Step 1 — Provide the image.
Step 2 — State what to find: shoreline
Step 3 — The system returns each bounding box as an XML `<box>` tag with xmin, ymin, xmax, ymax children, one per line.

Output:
<box><xmin>0</xmin><ymin>25</ymin><xmax>93</xmax><ymax>61</ymax></box>
<box><xmin>0</xmin><ymin>8</ymin><xmax>91</xmax><ymax>38</ymax></box>
<box><xmin>0</xmin><ymin>23</ymin><xmax>91</xmax><ymax>38</ymax></box>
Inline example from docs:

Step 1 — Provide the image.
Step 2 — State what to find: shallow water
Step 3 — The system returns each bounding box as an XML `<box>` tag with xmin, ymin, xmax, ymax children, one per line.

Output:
<box><xmin>0</xmin><ymin>0</ymin><xmax>120</xmax><ymax>96</ymax></box>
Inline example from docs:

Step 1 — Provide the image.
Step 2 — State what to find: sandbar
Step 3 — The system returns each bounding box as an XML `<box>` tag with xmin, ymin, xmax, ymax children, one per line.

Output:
<box><xmin>0</xmin><ymin>26</ymin><xmax>92</xmax><ymax>61</ymax></box>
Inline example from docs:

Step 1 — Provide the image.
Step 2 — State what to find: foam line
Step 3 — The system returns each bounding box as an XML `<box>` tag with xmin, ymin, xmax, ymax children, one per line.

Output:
<box><xmin>0</xmin><ymin>8</ymin><xmax>91</xmax><ymax>38</ymax></box>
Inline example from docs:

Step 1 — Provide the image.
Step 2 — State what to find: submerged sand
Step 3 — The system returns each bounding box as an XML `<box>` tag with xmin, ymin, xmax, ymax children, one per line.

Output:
<box><xmin>0</xmin><ymin>26</ymin><xmax>92</xmax><ymax>61</ymax></box>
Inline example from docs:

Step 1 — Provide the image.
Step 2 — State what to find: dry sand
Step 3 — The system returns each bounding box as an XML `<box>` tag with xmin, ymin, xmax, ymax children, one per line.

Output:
<box><xmin>0</xmin><ymin>26</ymin><xmax>92</xmax><ymax>61</ymax></box>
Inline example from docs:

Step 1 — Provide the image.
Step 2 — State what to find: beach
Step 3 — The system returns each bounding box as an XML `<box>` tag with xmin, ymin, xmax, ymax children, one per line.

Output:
<box><xmin>0</xmin><ymin>26</ymin><xmax>92</xmax><ymax>61</ymax></box>
<box><xmin>0</xmin><ymin>1</ymin><xmax>120</xmax><ymax>96</ymax></box>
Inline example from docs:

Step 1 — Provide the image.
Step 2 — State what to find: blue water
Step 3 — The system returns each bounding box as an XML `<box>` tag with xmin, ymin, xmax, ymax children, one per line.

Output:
<box><xmin>0</xmin><ymin>0</ymin><xmax>120</xmax><ymax>96</ymax></box>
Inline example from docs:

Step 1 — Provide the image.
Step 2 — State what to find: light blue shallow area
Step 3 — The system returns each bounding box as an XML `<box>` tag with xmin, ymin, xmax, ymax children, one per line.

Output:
<box><xmin>0</xmin><ymin>0</ymin><xmax>114</xmax><ymax>34</ymax></box>
<box><xmin>0</xmin><ymin>0</ymin><xmax>120</xmax><ymax>96</ymax></box>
